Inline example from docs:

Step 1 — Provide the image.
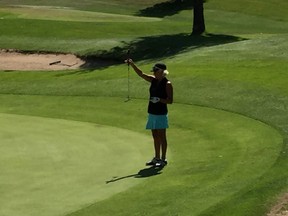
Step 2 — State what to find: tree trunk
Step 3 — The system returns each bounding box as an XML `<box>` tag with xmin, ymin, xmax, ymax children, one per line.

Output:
<box><xmin>192</xmin><ymin>0</ymin><xmax>205</xmax><ymax>35</ymax></box>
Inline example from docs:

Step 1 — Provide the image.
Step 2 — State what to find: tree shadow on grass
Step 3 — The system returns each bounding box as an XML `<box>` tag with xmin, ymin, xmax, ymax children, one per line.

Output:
<box><xmin>80</xmin><ymin>33</ymin><xmax>246</xmax><ymax>71</ymax></box>
<box><xmin>106</xmin><ymin>166</ymin><xmax>164</xmax><ymax>184</ymax></box>
<box><xmin>136</xmin><ymin>0</ymin><xmax>193</xmax><ymax>18</ymax></box>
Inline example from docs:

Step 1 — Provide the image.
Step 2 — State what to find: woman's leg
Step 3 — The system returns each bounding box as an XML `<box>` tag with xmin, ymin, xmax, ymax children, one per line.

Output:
<box><xmin>152</xmin><ymin>129</ymin><xmax>161</xmax><ymax>159</ymax></box>
<box><xmin>152</xmin><ymin>129</ymin><xmax>167</xmax><ymax>160</ymax></box>
<box><xmin>158</xmin><ymin>129</ymin><xmax>167</xmax><ymax>160</ymax></box>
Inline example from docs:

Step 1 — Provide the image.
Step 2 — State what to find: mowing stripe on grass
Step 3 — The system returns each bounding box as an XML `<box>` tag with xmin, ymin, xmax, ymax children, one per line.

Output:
<box><xmin>0</xmin><ymin>113</ymin><xmax>151</xmax><ymax>216</ymax></box>
<box><xmin>0</xmin><ymin>6</ymin><xmax>162</xmax><ymax>22</ymax></box>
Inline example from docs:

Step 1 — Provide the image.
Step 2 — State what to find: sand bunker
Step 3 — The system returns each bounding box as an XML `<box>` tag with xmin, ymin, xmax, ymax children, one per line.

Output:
<box><xmin>0</xmin><ymin>50</ymin><xmax>85</xmax><ymax>71</ymax></box>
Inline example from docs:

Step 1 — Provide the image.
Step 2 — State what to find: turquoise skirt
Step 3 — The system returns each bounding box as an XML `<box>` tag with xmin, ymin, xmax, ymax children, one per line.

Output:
<box><xmin>146</xmin><ymin>114</ymin><xmax>169</xmax><ymax>129</ymax></box>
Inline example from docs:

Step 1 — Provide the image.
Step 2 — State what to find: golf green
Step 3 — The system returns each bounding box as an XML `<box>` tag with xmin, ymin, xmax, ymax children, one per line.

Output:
<box><xmin>0</xmin><ymin>99</ymin><xmax>283</xmax><ymax>216</ymax></box>
<box><xmin>0</xmin><ymin>113</ymin><xmax>151</xmax><ymax>216</ymax></box>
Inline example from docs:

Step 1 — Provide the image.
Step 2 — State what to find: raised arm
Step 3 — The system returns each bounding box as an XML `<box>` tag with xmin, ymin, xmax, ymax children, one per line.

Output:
<box><xmin>125</xmin><ymin>59</ymin><xmax>154</xmax><ymax>82</ymax></box>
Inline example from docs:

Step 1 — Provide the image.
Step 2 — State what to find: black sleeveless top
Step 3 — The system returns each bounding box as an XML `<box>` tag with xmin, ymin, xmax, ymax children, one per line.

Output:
<box><xmin>148</xmin><ymin>77</ymin><xmax>168</xmax><ymax>115</ymax></box>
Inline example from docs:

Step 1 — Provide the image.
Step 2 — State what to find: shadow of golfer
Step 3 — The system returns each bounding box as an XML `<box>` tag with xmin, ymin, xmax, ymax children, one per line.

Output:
<box><xmin>106</xmin><ymin>166</ymin><xmax>163</xmax><ymax>184</ymax></box>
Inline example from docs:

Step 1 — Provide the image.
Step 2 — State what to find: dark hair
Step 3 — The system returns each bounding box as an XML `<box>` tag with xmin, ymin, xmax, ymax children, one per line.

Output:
<box><xmin>154</xmin><ymin>63</ymin><xmax>167</xmax><ymax>70</ymax></box>
<box><xmin>151</xmin><ymin>63</ymin><xmax>167</xmax><ymax>72</ymax></box>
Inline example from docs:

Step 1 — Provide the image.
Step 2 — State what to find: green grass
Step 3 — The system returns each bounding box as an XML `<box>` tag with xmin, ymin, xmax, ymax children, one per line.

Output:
<box><xmin>0</xmin><ymin>6</ymin><xmax>162</xmax><ymax>22</ymax></box>
<box><xmin>1</xmin><ymin>1</ymin><xmax>288</xmax><ymax>54</ymax></box>
<box><xmin>207</xmin><ymin>0</ymin><xmax>288</xmax><ymax>22</ymax></box>
<box><xmin>0</xmin><ymin>112</ymin><xmax>151</xmax><ymax>216</ymax></box>
<box><xmin>0</xmin><ymin>0</ymin><xmax>166</xmax><ymax>15</ymax></box>
<box><xmin>0</xmin><ymin>0</ymin><xmax>288</xmax><ymax>215</ymax></box>
<box><xmin>0</xmin><ymin>95</ymin><xmax>282</xmax><ymax>216</ymax></box>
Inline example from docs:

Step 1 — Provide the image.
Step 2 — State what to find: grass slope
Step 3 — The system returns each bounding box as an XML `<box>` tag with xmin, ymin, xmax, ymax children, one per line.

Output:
<box><xmin>1</xmin><ymin>1</ymin><xmax>287</xmax><ymax>54</ymax></box>
<box><xmin>0</xmin><ymin>6</ymin><xmax>162</xmax><ymax>22</ymax></box>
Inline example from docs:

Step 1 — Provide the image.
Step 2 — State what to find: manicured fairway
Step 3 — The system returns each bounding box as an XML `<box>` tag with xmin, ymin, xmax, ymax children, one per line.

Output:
<box><xmin>0</xmin><ymin>6</ymin><xmax>161</xmax><ymax>22</ymax></box>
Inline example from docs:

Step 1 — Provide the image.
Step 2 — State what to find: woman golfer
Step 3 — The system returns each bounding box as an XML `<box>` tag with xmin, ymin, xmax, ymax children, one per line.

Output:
<box><xmin>125</xmin><ymin>59</ymin><xmax>173</xmax><ymax>167</ymax></box>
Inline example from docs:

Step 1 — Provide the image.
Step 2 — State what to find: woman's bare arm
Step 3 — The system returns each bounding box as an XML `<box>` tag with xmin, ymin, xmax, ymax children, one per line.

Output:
<box><xmin>125</xmin><ymin>59</ymin><xmax>154</xmax><ymax>82</ymax></box>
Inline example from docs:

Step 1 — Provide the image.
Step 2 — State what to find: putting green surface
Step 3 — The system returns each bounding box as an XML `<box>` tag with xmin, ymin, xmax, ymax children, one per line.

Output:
<box><xmin>0</xmin><ymin>113</ymin><xmax>151</xmax><ymax>216</ymax></box>
<box><xmin>0</xmin><ymin>97</ymin><xmax>283</xmax><ymax>216</ymax></box>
